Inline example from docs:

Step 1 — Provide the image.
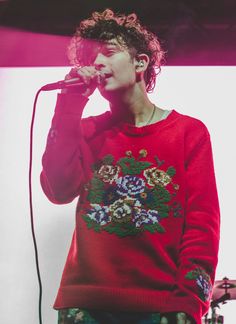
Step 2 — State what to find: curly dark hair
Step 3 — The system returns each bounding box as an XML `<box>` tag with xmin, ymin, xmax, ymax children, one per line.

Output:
<box><xmin>68</xmin><ymin>9</ymin><xmax>165</xmax><ymax>93</ymax></box>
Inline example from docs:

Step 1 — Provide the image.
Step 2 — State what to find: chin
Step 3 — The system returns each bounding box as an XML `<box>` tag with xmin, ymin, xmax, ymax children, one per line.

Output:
<box><xmin>98</xmin><ymin>85</ymin><xmax>121</xmax><ymax>99</ymax></box>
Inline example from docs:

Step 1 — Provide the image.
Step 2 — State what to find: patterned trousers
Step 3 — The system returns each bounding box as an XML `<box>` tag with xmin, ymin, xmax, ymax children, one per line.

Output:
<box><xmin>58</xmin><ymin>308</ymin><xmax>161</xmax><ymax>324</ymax></box>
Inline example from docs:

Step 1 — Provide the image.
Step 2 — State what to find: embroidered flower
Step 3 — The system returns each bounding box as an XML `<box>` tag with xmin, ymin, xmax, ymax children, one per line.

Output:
<box><xmin>185</xmin><ymin>268</ymin><xmax>212</xmax><ymax>302</ymax></box>
<box><xmin>84</xmin><ymin>150</ymin><xmax>182</xmax><ymax>237</ymax></box>
<box><xmin>139</xmin><ymin>149</ymin><xmax>147</xmax><ymax>157</ymax></box>
<box><xmin>103</xmin><ymin>187</ymin><xmax>120</xmax><ymax>205</ymax></box>
<box><xmin>97</xmin><ymin>165</ymin><xmax>120</xmax><ymax>184</ymax></box>
<box><xmin>196</xmin><ymin>274</ymin><xmax>212</xmax><ymax>301</ymax></box>
<box><xmin>144</xmin><ymin>167</ymin><xmax>172</xmax><ymax>187</ymax></box>
<box><xmin>173</xmin><ymin>183</ymin><xmax>180</xmax><ymax>190</ymax></box>
<box><xmin>126</xmin><ymin>150</ymin><xmax>132</xmax><ymax>157</ymax></box>
<box><xmin>133</xmin><ymin>209</ymin><xmax>160</xmax><ymax>228</ymax></box>
<box><xmin>116</xmin><ymin>175</ymin><xmax>145</xmax><ymax>196</ymax></box>
<box><xmin>137</xmin><ymin>189</ymin><xmax>155</xmax><ymax>206</ymax></box>
<box><xmin>110</xmin><ymin>198</ymin><xmax>139</xmax><ymax>223</ymax></box>
<box><xmin>87</xmin><ymin>204</ymin><xmax>111</xmax><ymax>225</ymax></box>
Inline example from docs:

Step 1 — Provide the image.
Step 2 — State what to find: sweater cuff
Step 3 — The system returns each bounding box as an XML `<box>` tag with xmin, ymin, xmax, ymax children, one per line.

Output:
<box><xmin>54</xmin><ymin>93</ymin><xmax>89</xmax><ymax>116</ymax></box>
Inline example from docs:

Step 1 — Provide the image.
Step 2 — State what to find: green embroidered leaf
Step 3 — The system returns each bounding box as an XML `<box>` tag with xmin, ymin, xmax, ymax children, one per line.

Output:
<box><xmin>166</xmin><ymin>166</ymin><xmax>176</xmax><ymax>177</ymax></box>
<box><xmin>103</xmin><ymin>154</ymin><xmax>114</xmax><ymax>165</ymax></box>
<box><xmin>83</xmin><ymin>215</ymin><xmax>93</xmax><ymax>227</ymax></box>
<box><xmin>87</xmin><ymin>176</ymin><xmax>105</xmax><ymax>203</ymax></box>
<box><xmin>199</xmin><ymin>291</ymin><xmax>206</xmax><ymax>302</ymax></box>
<box><xmin>117</xmin><ymin>157</ymin><xmax>134</xmax><ymax>174</ymax></box>
<box><xmin>118</xmin><ymin>223</ymin><xmax>140</xmax><ymax>236</ymax></box>
<box><xmin>117</xmin><ymin>157</ymin><xmax>152</xmax><ymax>175</ymax></box>
<box><xmin>143</xmin><ymin>223</ymin><xmax>165</xmax><ymax>233</ymax></box>
<box><xmin>103</xmin><ymin>224</ymin><xmax>117</xmax><ymax>234</ymax></box>
<box><xmin>145</xmin><ymin>187</ymin><xmax>171</xmax><ymax>210</ymax></box>
<box><xmin>91</xmin><ymin>160</ymin><xmax>102</xmax><ymax>171</ymax></box>
<box><xmin>171</xmin><ymin>202</ymin><xmax>183</xmax><ymax>218</ymax></box>
<box><xmin>157</xmin><ymin>204</ymin><xmax>169</xmax><ymax>218</ymax></box>
<box><xmin>154</xmin><ymin>223</ymin><xmax>165</xmax><ymax>233</ymax></box>
<box><xmin>87</xmin><ymin>222</ymin><xmax>94</xmax><ymax>229</ymax></box>
<box><xmin>94</xmin><ymin>225</ymin><xmax>101</xmax><ymax>233</ymax></box>
<box><xmin>143</xmin><ymin>225</ymin><xmax>155</xmax><ymax>233</ymax></box>
<box><xmin>145</xmin><ymin>193</ymin><xmax>159</xmax><ymax>209</ymax></box>
<box><xmin>83</xmin><ymin>215</ymin><xmax>90</xmax><ymax>222</ymax></box>
<box><xmin>83</xmin><ymin>215</ymin><xmax>101</xmax><ymax>232</ymax></box>
<box><xmin>185</xmin><ymin>271</ymin><xmax>198</xmax><ymax>280</ymax></box>
<box><xmin>154</xmin><ymin>155</ymin><xmax>165</xmax><ymax>167</ymax></box>
<box><xmin>173</xmin><ymin>211</ymin><xmax>182</xmax><ymax>217</ymax></box>
<box><xmin>104</xmin><ymin>223</ymin><xmax>140</xmax><ymax>237</ymax></box>
<box><xmin>137</xmin><ymin>162</ymin><xmax>153</xmax><ymax>172</ymax></box>
<box><xmin>153</xmin><ymin>186</ymin><xmax>171</xmax><ymax>203</ymax></box>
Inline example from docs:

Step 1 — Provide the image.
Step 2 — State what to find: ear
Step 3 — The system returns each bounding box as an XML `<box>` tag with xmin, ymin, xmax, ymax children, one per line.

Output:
<box><xmin>134</xmin><ymin>54</ymin><xmax>149</xmax><ymax>73</ymax></box>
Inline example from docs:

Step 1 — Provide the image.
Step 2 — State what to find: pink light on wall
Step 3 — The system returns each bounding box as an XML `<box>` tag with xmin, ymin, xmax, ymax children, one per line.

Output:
<box><xmin>1</xmin><ymin>25</ymin><xmax>236</xmax><ymax>67</ymax></box>
<box><xmin>0</xmin><ymin>26</ymin><xmax>70</xmax><ymax>67</ymax></box>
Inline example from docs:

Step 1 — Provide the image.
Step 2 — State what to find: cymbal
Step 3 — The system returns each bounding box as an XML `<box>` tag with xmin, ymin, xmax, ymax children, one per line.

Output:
<box><xmin>212</xmin><ymin>277</ymin><xmax>236</xmax><ymax>300</ymax></box>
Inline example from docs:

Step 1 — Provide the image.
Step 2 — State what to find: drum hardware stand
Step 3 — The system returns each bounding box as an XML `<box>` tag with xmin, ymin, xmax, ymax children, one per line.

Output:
<box><xmin>204</xmin><ymin>276</ymin><xmax>233</xmax><ymax>323</ymax></box>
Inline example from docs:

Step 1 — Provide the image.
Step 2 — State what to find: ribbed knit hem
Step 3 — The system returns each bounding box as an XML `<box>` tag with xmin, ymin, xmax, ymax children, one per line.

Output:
<box><xmin>163</xmin><ymin>294</ymin><xmax>203</xmax><ymax>324</ymax></box>
<box><xmin>53</xmin><ymin>286</ymin><xmax>170</xmax><ymax>313</ymax></box>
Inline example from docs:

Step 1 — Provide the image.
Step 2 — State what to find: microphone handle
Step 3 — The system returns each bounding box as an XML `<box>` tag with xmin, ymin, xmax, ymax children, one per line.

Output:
<box><xmin>41</xmin><ymin>72</ymin><xmax>104</xmax><ymax>91</ymax></box>
<box><xmin>41</xmin><ymin>78</ymin><xmax>86</xmax><ymax>91</ymax></box>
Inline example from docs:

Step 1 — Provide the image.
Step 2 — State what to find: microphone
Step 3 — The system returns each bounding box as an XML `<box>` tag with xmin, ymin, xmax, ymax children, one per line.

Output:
<box><xmin>41</xmin><ymin>72</ymin><xmax>105</xmax><ymax>91</ymax></box>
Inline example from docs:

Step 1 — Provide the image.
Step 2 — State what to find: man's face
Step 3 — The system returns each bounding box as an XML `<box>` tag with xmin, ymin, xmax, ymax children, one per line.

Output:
<box><xmin>84</xmin><ymin>39</ymin><xmax>138</xmax><ymax>95</ymax></box>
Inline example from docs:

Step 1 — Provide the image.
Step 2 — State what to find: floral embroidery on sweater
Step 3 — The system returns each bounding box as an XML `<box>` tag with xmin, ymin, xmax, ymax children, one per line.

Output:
<box><xmin>83</xmin><ymin>150</ymin><xmax>182</xmax><ymax>237</ymax></box>
<box><xmin>185</xmin><ymin>267</ymin><xmax>212</xmax><ymax>301</ymax></box>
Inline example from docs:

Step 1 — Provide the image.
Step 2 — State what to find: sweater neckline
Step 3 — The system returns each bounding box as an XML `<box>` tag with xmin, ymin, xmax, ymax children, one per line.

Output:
<box><xmin>117</xmin><ymin>109</ymin><xmax>177</xmax><ymax>136</ymax></box>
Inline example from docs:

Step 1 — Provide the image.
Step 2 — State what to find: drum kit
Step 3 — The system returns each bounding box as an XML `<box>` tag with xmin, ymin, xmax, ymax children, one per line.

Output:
<box><xmin>203</xmin><ymin>277</ymin><xmax>236</xmax><ymax>323</ymax></box>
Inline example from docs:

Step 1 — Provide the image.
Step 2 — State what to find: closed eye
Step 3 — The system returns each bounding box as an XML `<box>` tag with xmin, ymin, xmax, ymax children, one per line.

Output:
<box><xmin>103</xmin><ymin>49</ymin><xmax>117</xmax><ymax>56</ymax></box>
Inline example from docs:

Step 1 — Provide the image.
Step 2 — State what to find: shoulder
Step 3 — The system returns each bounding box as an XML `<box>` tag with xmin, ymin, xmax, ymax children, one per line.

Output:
<box><xmin>81</xmin><ymin>111</ymin><xmax>113</xmax><ymax>139</ymax></box>
<box><xmin>172</xmin><ymin>110</ymin><xmax>210</xmax><ymax>138</ymax></box>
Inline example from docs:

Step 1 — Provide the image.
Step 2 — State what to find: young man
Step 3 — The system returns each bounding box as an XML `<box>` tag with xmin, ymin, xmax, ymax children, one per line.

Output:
<box><xmin>40</xmin><ymin>9</ymin><xmax>220</xmax><ymax>324</ymax></box>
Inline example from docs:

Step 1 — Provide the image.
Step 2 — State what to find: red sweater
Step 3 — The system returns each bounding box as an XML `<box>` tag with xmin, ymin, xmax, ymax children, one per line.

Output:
<box><xmin>40</xmin><ymin>93</ymin><xmax>220</xmax><ymax>324</ymax></box>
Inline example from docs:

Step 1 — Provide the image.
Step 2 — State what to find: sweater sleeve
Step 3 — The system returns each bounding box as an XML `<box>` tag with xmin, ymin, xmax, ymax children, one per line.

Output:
<box><xmin>40</xmin><ymin>93</ymin><xmax>93</xmax><ymax>204</ymax></box>
<box><xmin>164</xmin><ymin>121</ymin><xmax>220</xmax><ymax>323</ymax></box>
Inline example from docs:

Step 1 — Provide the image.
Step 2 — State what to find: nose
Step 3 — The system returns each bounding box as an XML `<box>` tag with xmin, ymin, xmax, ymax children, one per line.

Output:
<box><xmin>94</xmin><ymin>53</ymin><xmax>106</xmax><ymax>70</ymax></box>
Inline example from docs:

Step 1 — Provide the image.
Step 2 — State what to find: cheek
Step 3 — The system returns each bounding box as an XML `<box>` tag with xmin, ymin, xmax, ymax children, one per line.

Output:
<box><xmin>114</xmin><ymin>62</ymin><xmax>136</xmax><ymax>82</ymax></box>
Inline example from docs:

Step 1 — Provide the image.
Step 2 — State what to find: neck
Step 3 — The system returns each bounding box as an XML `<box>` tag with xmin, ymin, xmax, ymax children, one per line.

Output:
<box><xmin>109</xmin><ymin>84</ymin><xmax>156</xmax><ymax>127</ymax></box>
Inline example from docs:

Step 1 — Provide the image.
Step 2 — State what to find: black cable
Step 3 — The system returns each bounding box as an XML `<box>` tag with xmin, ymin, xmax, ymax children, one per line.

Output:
<box><xmin>29</xmin><ymin>88</ymin><xmax>44</xmax><ymax>324</ymax></box>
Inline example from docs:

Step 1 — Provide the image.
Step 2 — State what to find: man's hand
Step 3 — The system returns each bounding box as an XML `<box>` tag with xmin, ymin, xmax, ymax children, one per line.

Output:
<box><xmin>62</xmin><ymin>66</ymin><xmax>101</xmax><ymax>97</ymax></box>
<box><xmin>160</xmin><ymin>312</ymin><xmax>195</xmax><ymax>324</ymax></box>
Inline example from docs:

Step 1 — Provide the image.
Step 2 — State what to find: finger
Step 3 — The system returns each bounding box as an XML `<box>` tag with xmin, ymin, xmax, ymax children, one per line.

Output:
<box><xmin>75</xmin><ymin>66</ymin><xmax>97</xmax><ymax>77</ymax></box>
<box><xmin>64</xmin><ymin>67</ymin><xmax>94</xmax><ymax>84</ymax></box>
<box><xmin>78</xmin><ymin>67</ymin><xmax>99</xmax><ymax>84</ymax></box>
<box><xmin>160</xmin><ymin>316</ymin><xmax>168</xmax><ymax>324</ymax></box>
<box><xmin>64</xmin><ymin>68</ymin><xmax>79</xmax><ymax>81</ymax></box>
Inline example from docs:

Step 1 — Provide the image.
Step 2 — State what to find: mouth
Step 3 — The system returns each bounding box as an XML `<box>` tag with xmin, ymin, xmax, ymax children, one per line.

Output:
<box><xmin>97</xmin><ymin>71</ymin><xmax>113</xmax><ymax>87</ymax></box>
<box><xmin>104</xmin><ymin>73</ymin><xmax>112</xmax><ymax>79</ymax></box>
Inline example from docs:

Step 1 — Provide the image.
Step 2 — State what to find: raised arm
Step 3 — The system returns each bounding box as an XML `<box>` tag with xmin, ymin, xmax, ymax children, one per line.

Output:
<box><xmin>40</xmin><ymin>93</ymin><xmax>92</xmax><ymax>204</ymax></box>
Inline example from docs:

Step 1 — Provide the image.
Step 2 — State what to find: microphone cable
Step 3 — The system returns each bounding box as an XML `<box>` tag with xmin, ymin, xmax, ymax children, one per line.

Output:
<box><xmin>28</xmin><ymin>80</ymin><xmax>91</xmax><ymax>324</ymax></box>
<box><xmin>29</xmin><ymin>88</ymin><xmax>44</xmax><ymax>324</ymax></box>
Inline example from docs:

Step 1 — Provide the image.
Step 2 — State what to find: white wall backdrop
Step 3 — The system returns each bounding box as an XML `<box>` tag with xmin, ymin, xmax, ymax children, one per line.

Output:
<box><xmin>0</xmin><ymin>66</ymin><xmax>235</xmax><ymax>324</ymax></box>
